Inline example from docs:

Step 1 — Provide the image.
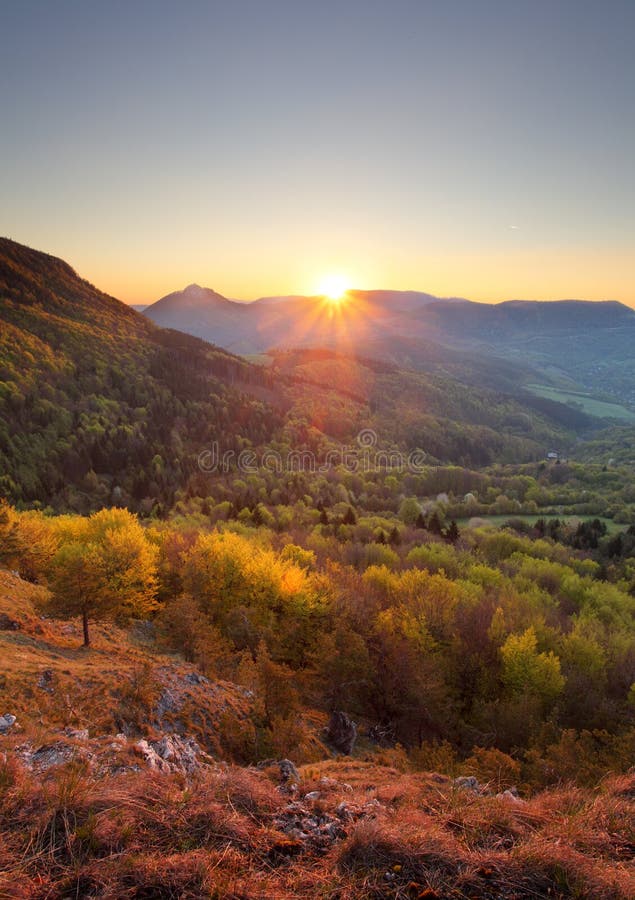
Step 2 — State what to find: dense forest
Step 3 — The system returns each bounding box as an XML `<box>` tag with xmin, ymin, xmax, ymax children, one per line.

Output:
<box><xmin>1</xmin><ymin>497</ymin><xmax>634</xmax><ymax>788</ymax></box>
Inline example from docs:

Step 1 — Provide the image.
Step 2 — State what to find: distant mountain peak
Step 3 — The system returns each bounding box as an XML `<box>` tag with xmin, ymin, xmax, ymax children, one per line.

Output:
<box><xmin>182</xmin><ymin>282</ymin><xmax>214</xmax><ymax>294</ymax></box>
<box><xmin>180</xmin><ymin>283</ymin><xmax>222</xmax><ymax>297</ymax></box>
<box><xmin>146</xmin><ymin>284</ymin><xmax>234</xmax><ymax>313</ymax></box>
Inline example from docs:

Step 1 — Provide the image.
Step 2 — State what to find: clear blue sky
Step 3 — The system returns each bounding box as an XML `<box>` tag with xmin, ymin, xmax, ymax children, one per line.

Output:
<box><xmin>1</xmin><ymin>0</ymin><xmax>633</xmax><ymax>304</ymax></box>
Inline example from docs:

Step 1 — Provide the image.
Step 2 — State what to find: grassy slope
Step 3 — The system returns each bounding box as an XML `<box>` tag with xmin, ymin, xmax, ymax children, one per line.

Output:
<box><xmin>1</xmin><ymin>568</ymin><xmax>634</xmax><ymax>899</ymax></box>
<box><xmin>0</xmin><ymin>569</ymin><xmax>253</xmax><ymax>751</ymax></box>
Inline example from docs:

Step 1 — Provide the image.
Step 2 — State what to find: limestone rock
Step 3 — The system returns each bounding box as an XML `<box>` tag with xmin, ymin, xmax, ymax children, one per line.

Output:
<box><xmin>63</xmin><ymin>726</ymin><xmax>89</xmax><ymax>741</ymax></box>
<box><xmin>184</xmin><ymin>671</ymin><xmax>209</xmax><ymax>686</ymax></box>
<box><xmin>497</xmin><ymin>787</ymin><xmax>525</xmax><ymax>803</ymax></box>
<box><xmin>134</xmin><ymin>739</ymin><xmax>170</xmax><ymax>772</ymax></box>
<box><xmin>274</xmin><ymin>800</ymin><xmax>346</xmax><ymax>851</ymax></box>
<box><xmin>0</xmin><ymin>714</ymin><xmax>17</xmax><ymax>734</ymax></box>
<box><xmin>27</xmin><ymin>741</ymin><xmax>86</xmax><ymax>772</ymax></box>
<box><xmin>133</xmin><ymin>734</ymin><xmax>204</xmax><ymax>774</ymax></box>
<box><xmin>454</xmin><ymin>775</ymin><xmax>481</xmax><ymax>793</ymax></box>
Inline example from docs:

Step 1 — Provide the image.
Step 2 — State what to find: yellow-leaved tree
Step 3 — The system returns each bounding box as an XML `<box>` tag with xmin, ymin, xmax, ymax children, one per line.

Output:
<box><xmin>0</xmin><ymin>499</ymin><xmax>21</xmax><ymax>568</ymax></box>
<box><xmin>43</xmin><ymin>508</ymin><xmax>158</xmax><ymax>647</ymax></box>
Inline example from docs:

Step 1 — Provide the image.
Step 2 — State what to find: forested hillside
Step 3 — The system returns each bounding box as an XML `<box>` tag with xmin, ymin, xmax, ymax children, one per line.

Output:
<box><xmin>0</xmin><ymin>239</ymin><xmax>282</xmax><ymax>511</ymax></box>
<box><xmin>0</xmin><ymin>240</ymin><xmax>619</xmax><ymax>515</ymax></box>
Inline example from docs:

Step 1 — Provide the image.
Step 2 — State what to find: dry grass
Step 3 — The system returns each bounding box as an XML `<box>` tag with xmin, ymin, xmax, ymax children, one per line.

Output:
<box><xmin>2</xmin><ymin>569</ymin><xmax>634</xmax><ymax>899</ymax></box>
<box><xmin>1</xmin><ymin>760</ymin><xmax>633</xmax><ymax>899</ymax></box>
<box><xmin>0</xmin><ymin>570</ymin><xmax>254</xmax><ymax>754</ymax></box>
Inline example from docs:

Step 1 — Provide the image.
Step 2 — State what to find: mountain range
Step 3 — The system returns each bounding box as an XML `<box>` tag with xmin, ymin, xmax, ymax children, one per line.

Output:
<box><xmin>143</xmin><ymin>284</ymin><xmax>635</xmax><ymax>406</ymax></box>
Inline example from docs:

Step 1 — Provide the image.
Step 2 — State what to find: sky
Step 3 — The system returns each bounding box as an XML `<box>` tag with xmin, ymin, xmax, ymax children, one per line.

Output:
<box><xmin>1</xmin><ymin>0</ymin><xmax>634</xmax><ymax>305</ymax></box>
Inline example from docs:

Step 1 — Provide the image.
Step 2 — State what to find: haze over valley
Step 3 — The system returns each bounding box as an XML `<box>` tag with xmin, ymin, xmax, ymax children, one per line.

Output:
<box><xmin>142</xmin><ymin>281</ymin><xmax>635</xmax><ymax>413</ymax></box>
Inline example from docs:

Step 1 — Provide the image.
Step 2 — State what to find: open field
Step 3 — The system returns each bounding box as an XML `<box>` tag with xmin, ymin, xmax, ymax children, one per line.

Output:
<box><xmin>526</xmin><ymin>384</ymin><xmax>635</xmax><ymax>422</ymax></box>
<box><xmin>459</xmin><ymin>514</ymin><xmax>626</xmax><ymax>534</ymax></box>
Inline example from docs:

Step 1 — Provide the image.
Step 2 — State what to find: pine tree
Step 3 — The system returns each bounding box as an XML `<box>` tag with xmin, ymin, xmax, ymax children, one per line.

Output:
<box><xmin>343</xmin><ymin>506</ymin><xmax>357</xmax><ymax>525</ymax></box>
<box><xmin>252</xmin><ymin>505</ymin><xmax>264</xmax><ymax>526</ymax></box>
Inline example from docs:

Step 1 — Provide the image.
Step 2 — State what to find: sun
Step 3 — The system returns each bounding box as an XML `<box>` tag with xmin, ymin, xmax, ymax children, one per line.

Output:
<box><xmin>316</xmin><ymin>274</ymin><xmax>350</xmax><ymax>302</ymax></box>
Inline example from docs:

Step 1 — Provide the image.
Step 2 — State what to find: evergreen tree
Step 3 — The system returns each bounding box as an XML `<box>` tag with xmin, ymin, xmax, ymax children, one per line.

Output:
<box><xmin>428</xmin><ymin>512</ymin><xmax>443</xmax><ymax>535</ymax></box>
<box><xmin>343</xmin><ymin>506</ymin><xmax>357</xmax><ymax>525</ymax></box>
<box><xmin>445</xmin><ymin>520</ymin><xmax>460</xmax><ymax>544</ymax></box>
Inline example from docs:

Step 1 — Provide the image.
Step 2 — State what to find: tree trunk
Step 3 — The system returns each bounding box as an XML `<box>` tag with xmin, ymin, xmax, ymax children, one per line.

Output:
<box><xmin>82</xmin><ymin>609</ymin><xmax>90</xmax><ymax>647</ymax></box>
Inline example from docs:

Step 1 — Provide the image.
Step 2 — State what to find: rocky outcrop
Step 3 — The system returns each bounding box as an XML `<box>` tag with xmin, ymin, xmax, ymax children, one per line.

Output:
<box><xmin>28</xmin><ymin>741</ymin><xmax>83</xmax><ymax>771</ymax></box>
<box><xmin>273</xmin><ymin>800</ymin><xmax>347</xmax><ymax>851</ymax></box>
<box><xmin>454</xmin><ymin>775</ymin><xmax>481</xmax><ymax>793</ymax></box>
<box><xmin>278</xmin><ymin>758</ymin><xmax>300</xmax><ymax>785</ymax></box>
<box><xmin>14</xmin><ymin>728</ymin><xmax>212</xmax><ymax>776</ymax></box>
<box><xmin>326</xmin><ymin>711</ymin><xmax>357</xmax><ymax>755</ymax></box>
<box><xmin>272</xmin><ymin>793</ymin><xmax>385</xmax><ymax>853</ymax></box>
<box><xmin>133</xmin><ymin>734</ymin><xmax>206</xmax><ymax>774</ymax></box>
<box><xmin>368</xmin><ymin>722</ymin><xmax>396</xmax><ymax>746</ymax></box>
<box><xmin>497</xmin><ymin>787</ymin><xmax>525</xmax><ymax>803</ymax></box>
<box><xmin>0</xmin><ymin>713</ymin><xmax>17</xmax><ymax>734</ymax></box>
<box><xmin>256</xmin><ymin>757</ymin><xmax>301</xmax><ymax>791</ymax></box>
<box><xmin>454</xmin><ymin>775</ymin><xmax>525</xmax><ymax>801</ymax></box>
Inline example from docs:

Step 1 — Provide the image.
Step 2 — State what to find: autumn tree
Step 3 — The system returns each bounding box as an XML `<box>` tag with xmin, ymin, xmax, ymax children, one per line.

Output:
<box><xmin>155</xmin><ymin>593</ymin><xmax>231</xmax><ymax>676</ymax></box>
<box><xmin>0</xmin><ymin>503</ymin><xmax>59</xmax><ymax>581</ymax></box>
<box><xmin>399</xmin><ymin>497</ymin><xmax>421</xmax><ymax>526</ymax></box>
<box><xmin>42</xmin><ymin>508</ymin><xmax>158</xmax><ymax>647</ymax></box>
<box><xmin>0</xmin><ymin>500</ymin><xmax>21</xmax><ymax>568</ymax></box>
<box><xmin>13</xmin><ymin>510</ymin><xmax>59</xmax><ymax>582</ymax></box>
<box><xmin>500</xmin><ymin>627</ymin><xmax>565</xmax><ymax>708</ymax></box>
